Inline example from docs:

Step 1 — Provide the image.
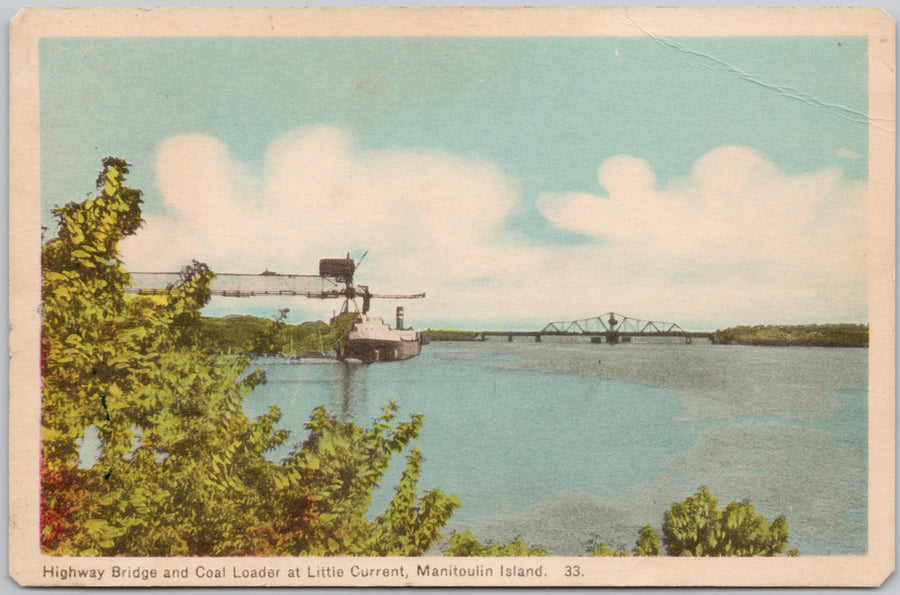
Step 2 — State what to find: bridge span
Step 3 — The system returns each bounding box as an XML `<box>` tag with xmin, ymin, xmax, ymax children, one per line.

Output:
<box><xmin>435</xmin><ymin>313</ymin><xmax>712</xmax><ymax>344</ymax></box>
<box><xmin>487</xmin><ymin>330</ymin><xmax>711</xmax><ymax>344</ymax></box>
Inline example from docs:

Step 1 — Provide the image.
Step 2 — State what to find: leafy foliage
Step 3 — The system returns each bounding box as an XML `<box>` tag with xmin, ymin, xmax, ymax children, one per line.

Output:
<box><xmin>661</xmin><ymin>486</ymin><xmax>722</xmax><ymax>557</ymax></box>
<box><xmin>589</xmin><ymin>542</ymin><xmax>630</xmax><ymax>557</ymax></box>
<box><xmin>634</xmin><ymin>524</ymin><xmax>660</xmax><ymax>556</ymax></box>
<box><xmin>586</xmin><ymin>489</ymin><xmax>793</xmax><ymax>557</ymax></box>
<box><xmin>445</xmin><ymin>530</ymin><xmax>550</xmax><ymax>556</ymax></box>
<box><xmin>268</xmin><ymin>402</ymin><xmax>460</xmax><ymax>556</ymax></box>
<box><xmin>663</xmin><ymin>488</ymin><xmax>793</xmax><ymax>556</ymax></box>
<box><xmin>588</xmin><ymin>524</ymin><xmax>659</xmax><ymax>557</ymax></box>
<box><xmin>41</xmin><ymin>158</ymin><xmax>457</xmax><ymax>556</ymax></box>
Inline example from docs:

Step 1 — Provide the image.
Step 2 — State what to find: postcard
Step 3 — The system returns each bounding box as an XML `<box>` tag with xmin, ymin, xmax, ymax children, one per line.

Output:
<box><xmin>9</xmin><ymin>6</ymin><xmax>895</xmax><ymax>587</ymax></box>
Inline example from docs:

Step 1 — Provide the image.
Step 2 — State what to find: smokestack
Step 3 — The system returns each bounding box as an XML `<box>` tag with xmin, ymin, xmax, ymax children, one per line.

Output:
<box><xmin>396</xmin><ymin>306</ymin><xmax>405</xmax><ymax>330</ymax></box>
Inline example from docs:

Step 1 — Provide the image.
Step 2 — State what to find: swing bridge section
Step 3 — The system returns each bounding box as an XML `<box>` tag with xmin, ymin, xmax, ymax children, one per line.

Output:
<box><xmin>483</xmin><ymin>313</ymin><xmax>711</xmax><ymax>344</ymax></box>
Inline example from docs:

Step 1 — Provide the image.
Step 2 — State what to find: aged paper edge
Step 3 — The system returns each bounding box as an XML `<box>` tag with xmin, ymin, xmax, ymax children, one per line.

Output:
<box><xmin>8</xmin><ymin>6</ymin><xmax>895</xmax><ymax>588</ymax></box>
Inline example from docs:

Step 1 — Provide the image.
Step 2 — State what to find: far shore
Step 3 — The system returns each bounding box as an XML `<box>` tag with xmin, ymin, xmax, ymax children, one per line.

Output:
<box><xmin>423</xmin><ymin>323</ymin><xmax>869</xmax><ymax>348</ymax></box>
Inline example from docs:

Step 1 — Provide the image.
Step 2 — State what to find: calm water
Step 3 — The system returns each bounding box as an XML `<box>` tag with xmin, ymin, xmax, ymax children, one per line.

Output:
<box><xmin>244</xmin><ymin>339</ymin><xmax>868</xmax><ymax>555</ymax></box>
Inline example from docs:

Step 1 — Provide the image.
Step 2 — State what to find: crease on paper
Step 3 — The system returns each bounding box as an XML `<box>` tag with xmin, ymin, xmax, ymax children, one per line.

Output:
<box><xmin>618</xmin><ymin>12</ymin><xmax>895</xmax><ymax>132</ymax></box>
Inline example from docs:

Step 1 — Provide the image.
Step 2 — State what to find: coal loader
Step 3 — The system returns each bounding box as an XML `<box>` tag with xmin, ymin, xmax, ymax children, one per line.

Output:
<box><xmin>130</xmin><ymin>252</ymin><xmax>426</xmax><ymax>364</ymax></box>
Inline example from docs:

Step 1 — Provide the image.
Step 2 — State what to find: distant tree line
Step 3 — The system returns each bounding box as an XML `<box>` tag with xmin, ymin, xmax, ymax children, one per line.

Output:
<box><xmin>196</xmin><ymin>312</ymin><xmax>357</xmax><ymax>357</ymax></box>
<box><xmin>711</xmin><ymin>324</ymin><xmax>869</xmax><ymax>347</ymax></box>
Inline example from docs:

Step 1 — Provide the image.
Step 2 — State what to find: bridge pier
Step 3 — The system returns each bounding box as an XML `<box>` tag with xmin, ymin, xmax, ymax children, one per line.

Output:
<box><xmin>535</xmin><ymin>335</ymin><xmax>541</xmax><ymax>343</ymax></box>
<box><xmin>508</xmin><ymin>335</ymin><xmax>513</xmax><ymax>343</ymax></box>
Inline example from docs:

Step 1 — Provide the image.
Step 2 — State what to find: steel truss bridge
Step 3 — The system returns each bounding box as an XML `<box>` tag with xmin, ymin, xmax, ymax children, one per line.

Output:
<box><xmin>543</xmin><ymin>312</ymin><xmax>690</xmax><ymax>336</ymax></box>
<box><xmin>474</xmin><ymin>312</ymin><xmax>710</xmax><ymax>344</ymax></box>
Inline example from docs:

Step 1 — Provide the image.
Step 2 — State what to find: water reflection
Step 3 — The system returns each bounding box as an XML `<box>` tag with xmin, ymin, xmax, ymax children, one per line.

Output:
<box><xmin>330</xmin><ymin>361</ymin><xmax>367</xmax><ymax>422</ymax></box>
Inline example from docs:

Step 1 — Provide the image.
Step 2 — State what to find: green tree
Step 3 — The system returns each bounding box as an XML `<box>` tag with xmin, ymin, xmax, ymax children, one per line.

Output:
<box><xmin>445</xmin><ymin>530</ymin><xmax>550</xmax><ymax>556</ymax></box>
<box><xmin>634</xmin><ymin>524</ymin><xmax>660</xmax><ymax>556</ymax></box>
<box><xmin>662</xmin><ymin>487</ymin><xmax>722</xmax><ymax>556</ymax></box>
<box><xmin>589</xmin><ymin>542</ymin><xmax>629</xmax><ymax>557</ymax></box>
<box><xmin>716</xmin><ymin>500</ymin><xmax>792</xmax><ymax>556</ymax></box>
<box><xmin>41</xmin><ymin>158</ymin><xmax>458</xmax><ymax>556</ymax></box>
<box><xmin>585</xmin><ymin>490</ymin><xmax>793</xmax><ymax>558</ymax></box>
<box><xmin>270</xmin><ymin>403</ymin><xmax>459</xmax><ymax>555</ymax></box>
<box><xmin>663</xmin><ymin>488</ymin><xmax>793</xmax><ymax>556</ymax></box>
<box><xmin>41</xmin><ymin>157</ymin><xmax>289</xmax><ymax>555</ymax></box>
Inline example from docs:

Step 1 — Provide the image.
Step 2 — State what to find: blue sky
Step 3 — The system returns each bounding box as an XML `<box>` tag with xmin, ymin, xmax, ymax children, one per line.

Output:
<box><xmin>40</xmin><ymin>35</ymin><xmax>869</xmax><ymax>329</ymax></box>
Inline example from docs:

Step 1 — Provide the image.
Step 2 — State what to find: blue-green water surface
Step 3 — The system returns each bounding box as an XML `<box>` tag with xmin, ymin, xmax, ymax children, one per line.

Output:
<box><xmin>244</xmin><ymin>340</ymin><xmax>868</xmax><ymax>555</ymax></box>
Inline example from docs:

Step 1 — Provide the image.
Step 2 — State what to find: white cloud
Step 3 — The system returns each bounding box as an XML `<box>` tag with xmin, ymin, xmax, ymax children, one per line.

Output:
<box><xmin>837</xmin><ymin>148</ymin><xmax>862</xmax><ymax>160</ymax></box>
<box><xmin>535</xmin><ymin>146</ymin><xmax>867</xmax><ymax>327</ymax></box>
<box><xmin>122</xmin><ymin>126</ymin><xmax>526</xmax><ymax>321</ymax></box>
<box><xmin>120</xmin><ymin>133</ymin><xmax>867</xmax><ymax>329</ymax></box>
